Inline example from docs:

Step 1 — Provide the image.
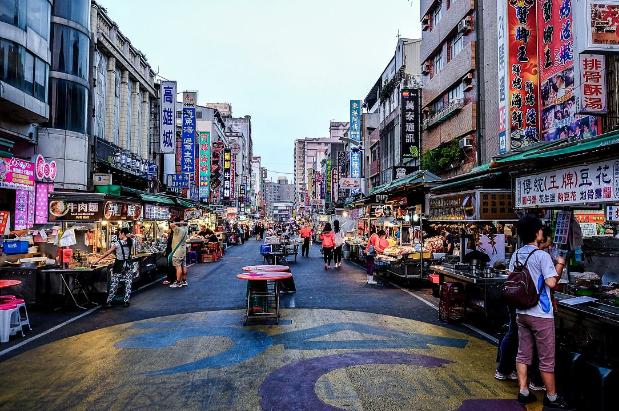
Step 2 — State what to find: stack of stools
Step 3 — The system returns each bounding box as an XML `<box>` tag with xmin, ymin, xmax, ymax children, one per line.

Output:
<box><xmin>438</xmin><ymin>282</ymin><xmax>465</xmax><ymax>323</ymax></box>
<box><xmin>0</xmin><ymin>295</ymin><xmax>30</xmax><ymax>343</ymax></box>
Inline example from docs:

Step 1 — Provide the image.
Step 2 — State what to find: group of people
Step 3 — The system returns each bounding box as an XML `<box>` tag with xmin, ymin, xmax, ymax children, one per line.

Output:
<box><xmin>318</xmin><ymin>220</ymin><xmax>345</xmax><ymax>270</ymax></box>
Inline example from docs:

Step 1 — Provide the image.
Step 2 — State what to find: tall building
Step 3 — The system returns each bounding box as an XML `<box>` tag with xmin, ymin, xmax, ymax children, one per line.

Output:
<box><xmin>250</xmin><ymin>155</ymin><xmax>262</xmax><ymax>212</ymax></box>
<box><xmin>419</xmin><ymin>0</ymin><xmax>499</xmax><ymax>176</ymax></box>
<box><xmin>292</xmin><ymin>137</ymin><xmax>339</xmax><ymax>212</ymax></box>
<box><xmin>225</xmin><ymin>115</ymin><xmax>252</xmax><ymax>205</ymax></box>
<box><xmin>264</xmin><ymin>176</ymin><xmax>294</xmax><ymax>219</ymax></box>
<box><xmin>363</xmin><ymin>38</ymin><xmax>421</xmax><ymax>186</ymax></box>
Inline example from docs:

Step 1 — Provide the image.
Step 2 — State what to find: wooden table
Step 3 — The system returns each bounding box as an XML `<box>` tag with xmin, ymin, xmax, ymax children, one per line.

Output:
<box><xmin>237</xmin><ymin>272</ymin><xmax>292</xmax><ymax>325</ymax></box>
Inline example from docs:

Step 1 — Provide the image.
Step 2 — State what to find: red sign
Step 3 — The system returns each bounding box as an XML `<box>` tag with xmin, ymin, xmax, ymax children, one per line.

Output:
<box><xmin>507</xmin><ymin>0</ymin><xmax>540</xmax><ymax>148</ymax></box>
<box><xmin>537</xmin><ymin>0</ymin><xmax>573</xmax><ymax>82</ymax></box>
<box><xmin>578</xmin><ymin>54</ymin><xmax>607</xmax><ymax>114</ymax></box>
<box><xmin>0</xmin><ymin>211</ymin><xmax>8</xmax><ymax>233</ymax></box>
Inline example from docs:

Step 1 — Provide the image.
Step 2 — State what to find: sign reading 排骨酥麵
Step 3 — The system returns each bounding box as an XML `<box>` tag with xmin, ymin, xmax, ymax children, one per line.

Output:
<box><xmin>515</xmin><ymin>159</ymin><xmax>619</xmax><ymax>208</ymax></box>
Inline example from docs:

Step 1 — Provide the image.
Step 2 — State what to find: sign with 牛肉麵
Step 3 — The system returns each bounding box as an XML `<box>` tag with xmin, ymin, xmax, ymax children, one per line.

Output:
<box><xmin>515</xmin><ymin>159</ymin><xmax>619</xmax><ymax>208</ymax></box>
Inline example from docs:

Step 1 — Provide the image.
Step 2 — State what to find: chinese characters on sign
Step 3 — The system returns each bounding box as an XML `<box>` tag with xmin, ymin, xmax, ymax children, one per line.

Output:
<box><xmin>239</xmin><ymin>184</ymin><xmax>246</xmax><ymax>214</ymax></box>
<box><xmin>49</xmin><ymin>200</ymin><xmax>103</xmax><ymax>221</ymax></box>
<box><xmin>35</xmin><ymin>183</ymin><xmax>53</xmax><ymax>225</ymax></box>
<box><xmin>325</xmin><ymin>159</ymin><xmax>332</xmax><ymax>204</ymax></box>
<box><xmin>400</xmin><ymin>89</ymin><xmax>421</xmax><ymax>164</ymax></box>
<box><xmin>210</xmin><ymin>142</ymin><xmax>224</xmax><ymax>202</ymax></box>
<box><xmin>589</xmin><ymin>1</ymin><xmax>619</xmax><ymax>48</ymax></box>
<box><xmin>331</xmin><ymin>168</ymin><xmax>338</xmax><ymax>203</ymax></box>
<box><xmin>498</xmin><ymin>0</ymin><xmax>509</xmax><ymax>153</ymax></box>
<box><xmin>144</xmin><ymin>204</ymin><xmax>171</xmax><ymax>220</ymax></box>
<box><xmin>515</xmin><ymin>159</ymin><xmax>619</xmax><ymax>208</ymax></box>
<box><xmin>198</xmin><ymin>131</ymin><xmax>211</xmax><ymax>201</ymax></box>
<box><xmin>349</xmin><ymin>100</ymin><xmax>362</xmax><ymax>178</ymax></box>
<box><xmin>507</xmin><ymin>0</ymin><xmax>540</xmax><ymax>150</ymax></box>
<box><xmin>578</xmin><ymin>54</ymin><xmax>607</xmax><ymax>114</ymax></box>
<box><xmin>159</xmin><ymin>81</ymin><xmax>177</xmax><ymax>154</ymax></box>
<box><xmin>0</xmin><ymin>157</ymin><xmax>35</xmax><ymax>191</ymax></box>
<box><xmin>181</xmin><ymin>107</ymin><xmax>196</xmax><ymax>175</ymax></box>
<box><xmin>168</xmin><ymin>174</ymin><xmax>189</xmax><ymax>189</ymax></box>
<box><xmin>223</xmin><ymin>148</ymin><xmax>232</xmax><ymax>201</ymax></box>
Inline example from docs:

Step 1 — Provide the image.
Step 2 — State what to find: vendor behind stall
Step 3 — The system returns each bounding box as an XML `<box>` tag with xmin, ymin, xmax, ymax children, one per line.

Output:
<box><xmin>94</xmin><ymin>227</ymin><xmax>133</xmax><ymax>307</ymax></box>
<box><xmin>365</xmin><ymin>230</ymin><xmax>388</xmax><ymax>285</ymax></box>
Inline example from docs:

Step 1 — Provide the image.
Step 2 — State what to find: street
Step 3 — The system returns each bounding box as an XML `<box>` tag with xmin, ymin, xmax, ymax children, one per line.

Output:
<box><xmin>0</xmin><ymin>241</ymin><xmax>527</xmax><ymax>411</ymax></box>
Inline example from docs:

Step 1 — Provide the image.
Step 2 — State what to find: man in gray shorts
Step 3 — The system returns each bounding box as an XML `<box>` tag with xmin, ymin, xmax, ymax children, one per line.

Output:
<box><xmin>509</xmin><ymin>215</ymin><xmax>569</xmax><ymax>409</ymax></box>
<box><xmin>169</xmin><ymin>218</ymin><xmax>188</xmax><ymax>288</ymax></box>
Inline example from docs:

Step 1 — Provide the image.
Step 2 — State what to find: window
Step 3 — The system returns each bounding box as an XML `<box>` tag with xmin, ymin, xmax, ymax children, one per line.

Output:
<box><xmin>449</xmin><ymin>32</ymin><xmax>464</xmax><ymax>62</ymax></box>
<box><xmin>447</xmin><ymin>82</ymin><xmax>464</xmax><ymax>104</ymax></box>
<box><xmin>34</xmin><ymin>56</ymin><xmax>47</xmax><ymax>100</ymax></box>
<box><xmin>52</xmin><ymin>0</ymin><xmax>89</xmax><ymax>28</ymax></box>
<box><xmin>23</xmin><ymin>50</ymin><xmax>33</xmax><ymax>92</ymax></box>
<box><xmin>0</xmin><ymin>39</ymin><xmax>48</xmax><ymax>102</ymax></box>
<box><xmin>27</xmin><ymin>0</ymin><xmax>49</xmax><ymax>40</ymax></box>
<box><xmin>49</xmin><ymin>78</ymin><xmax>88</xmax><ymax>133</ymax></box>
<box><xmin>431</xmin><ymin>98</ymin><xmax>444</xmax><ymax>114</ymax></box>
<box><xmin>0</xmin><ymin>0</ymin><xmax>26</xmax><ymax>29</ymax></box>
<box><xmin>432</xmin><ymin>5</ymin><xmax>442</xmax><ymax>27</ymax></box>
<box><xmin>51</xmin><ymin>24</ymin><xmax>89</xmax><ymax>80</ymax></box>
<box><xmin>433</xmin><ymin>52</ymin><xmax>444</xmax><ymax>76</ymax></box>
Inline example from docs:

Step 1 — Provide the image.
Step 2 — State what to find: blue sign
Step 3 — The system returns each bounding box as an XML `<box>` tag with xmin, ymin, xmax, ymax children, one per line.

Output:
<box><xmin>349</xmin><ymin>100</ymin><xmax>362</xmax><ymax>178</ymax></box>
<box><xmin>168</xmin><ymin>174</ymin><xmax>189</xmax><ymax>189</ymax></box>
<box><xmin>181</xmin><ymin>107</ymin><xmax>196</xmax><ymax>174</ymax></box>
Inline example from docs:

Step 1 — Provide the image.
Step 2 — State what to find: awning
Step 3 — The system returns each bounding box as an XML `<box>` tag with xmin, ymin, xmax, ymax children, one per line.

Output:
<box><xmin>430</xmin><ymin>172</ymin><xmax>503</xmax><ymax>192</ymax></box>
<box><xmin>369</xmin><ymin>170</ymin><xmax>441</xmax><ymax>196</ymax></box>
<box><xmin>140</xmin><ymin>193</ymin><xmax>176</xmax><ymax>206</ymax></box>
<box><xmin>175</xmin><ymin>198</ymin><xmax>196</xmax><ymax>208</ymax></box>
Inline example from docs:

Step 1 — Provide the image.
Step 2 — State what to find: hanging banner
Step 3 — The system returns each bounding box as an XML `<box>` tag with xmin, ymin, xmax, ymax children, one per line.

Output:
<box><xmin>400</xmin><ymin>88</ymin><xmax>421</xmax><ymax>163</ymax></box>
<box><xmin>223</xmin><ymin>148</ymin><xmax>232</xmax><ymax>201</ymax></box>
<box><xmin>498</xmin><ymin>0</ymin><xmax>510</xmax><ymax>153</ymax></box>
<box><xmin>159</xmin><ymin>81</ymin><xmax>177</xmax><ymax>154</ymax></box>
<box><xmin>181</xmin><ymin>91</ymin><xmax>197</xmax><ymax>175</ymax></box>
<box><xmin>576</xmin><ymin>53</ymin><xmax>607</xmax><ymax>114</ymax></box>
<box><xmin>198</xmin><ymin>131</ymin><xmax>211</xmax><ymax>201</ymax></box>
<box><xmin>35</xmin><ymin>183</ymin><xmax>53</xmax><ymax>225</ymax></box>
<box><xmin>515</xmin><ymin>158</ymin><xmax>619</xmax><ymax>208</ymax></box>
<box><xmin>506</xmin><ymin>0</ymin><xmax>540</xmax><ymax>150</ymax></box>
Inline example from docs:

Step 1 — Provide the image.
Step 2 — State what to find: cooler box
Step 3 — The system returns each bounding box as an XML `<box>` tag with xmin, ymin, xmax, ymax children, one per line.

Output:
<box><xmin>3</xmin><ymin>240</ymin><xmax>29</xmax><ymax>254</ymax></box>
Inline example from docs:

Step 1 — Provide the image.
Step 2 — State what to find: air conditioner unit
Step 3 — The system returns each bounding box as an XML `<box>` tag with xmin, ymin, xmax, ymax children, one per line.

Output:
<box><xmin>459</xmin><ymin>137</ymin><xmax>473</xmax><ymax>149</ymax></box>
<box><xmin>422</xmin><ymin>15</ymin><xmax>430</xmax><ymax>31</ymax></box>
<box><xmin>421</xmin><ymin>62</ymin><xmax>431</xmax><ymax>74</ymax></box>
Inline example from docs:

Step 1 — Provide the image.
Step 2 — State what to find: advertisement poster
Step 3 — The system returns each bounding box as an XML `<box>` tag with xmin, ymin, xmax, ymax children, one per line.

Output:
<box><xmin>159</xmin><ymin>81</ymin><xmax>177</xmax><ymax>154</ymax></box>
<box><xmin>400</xmin><ymin>89</ymin><xmax>421</xmax><ymax>163</ymax></box>
<box><xmin>478</xmin><ymin>234</ymin><xmax>506</xmax><ymax>267</ymax></box>
<box><xmin>0</xmin><ymin>157</ymin><xmax>35</xmax><ymax>191</ymax></box>
<box><xmin>507</xmin><ymin>0</ymin><xmax>540</xmax><ymax>150</ymax></box>
<box><xmin>515</xmin><ymin>158</ymin><xmax>619</xmax><ymax>207</ymax></box>
<box><xmin>198</xmin><ymin>131</ymin><xmax>211</xmax><ymax>201</ymax></box>
<box><xmin>590</xmin><ymin>1</ymin><xmax>619</xmax><ymax>47</ymax></box>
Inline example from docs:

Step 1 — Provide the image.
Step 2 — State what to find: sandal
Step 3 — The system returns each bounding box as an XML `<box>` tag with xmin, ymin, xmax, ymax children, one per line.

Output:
<box><xmin>162</xmin><ymin>280</ymin><xmax>171</xmax><ymax>285</ymax></box>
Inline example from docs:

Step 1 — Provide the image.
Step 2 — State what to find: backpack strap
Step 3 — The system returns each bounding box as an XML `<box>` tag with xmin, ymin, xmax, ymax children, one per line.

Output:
<box><xmin>523</xmin><ymin>249</ymin><xmax>539</xmax><ymax>266</ymax></box>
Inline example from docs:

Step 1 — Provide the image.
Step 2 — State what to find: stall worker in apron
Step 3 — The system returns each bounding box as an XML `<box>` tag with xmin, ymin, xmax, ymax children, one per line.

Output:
<box><xmin>300</xmin><ymin>224</ymin><xmax>312</xmax><ymax>257</ymax></box>
<box><xmin>94</xmin><ymin>227</ymin><xmax>134</xmax><ymax>308</ymax></box>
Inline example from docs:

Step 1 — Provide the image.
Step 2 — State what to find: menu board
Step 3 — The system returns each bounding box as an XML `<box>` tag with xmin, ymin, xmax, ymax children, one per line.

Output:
<box><xmin>427</xmin><ymin>192</ymin><xmax>478</xmax><ymax>221</ymax></box>
<box><xmin>554</xmin><ymin>210</ymin><xmax>572</xmax><ymax>245</ymax></box>
<box><xmin>49</xmin><ymin>200</ymin><xmax>142</xmax><ymax>222</ymax></box>
<box><xmin>143</xmin><ymin>204</ymin><xmax>171</xmax><ymax>221</ymax></box>
<box><xmin>479</xmin><ymin>192</ymin><xmax>516</xmax><ymax>220</ymax></box>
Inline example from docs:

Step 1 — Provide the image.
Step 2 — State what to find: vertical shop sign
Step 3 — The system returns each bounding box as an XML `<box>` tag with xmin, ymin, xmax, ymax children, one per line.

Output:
<box><xmin>230</xmin><ymin>154</ymin><xmax>236</xmax><ymax>200</ymax></box>
<box><xmin>498</xmin><ymin>0</ymin><xmax>510</xmax><ymax>153</ymax></box>
<box><xmin>325</xmin><ymin>159</ymin><xmax>332</xmax><ymax>204</ymax></box>
<box><xmin>181</xmin><ymin>92</ymin><xmax>197</xmax><ymax>175</ymax></box>
<box><xmin>198</xmin><ymin>131</ymin><xmax>211</xmax><ymax>201</ymax></box>
<box><xmin>223</xmin><ymin>148</ymin><xmax>232</xmax><ymax>201</ymax></box>
<box><xmin>506</xmin><ymin>0</ymin><xmax>540</xmax><ymax>150</ymax></box>
<box><xmin>337</xmin><ymin>152</ymin><xmax>346</xmax><ymax>199</ymax></box>
<box><xmin>14</xmin><ymin>189</ymin><xmax>29</xmax><ymax>230</ymax></box>
<box><xmin>159</xmin><ymin>81</ymin><xmax>177</xmax><ymax>153</ymax></box>
<box><xmin>400</xmin><ymin>89</ymin><xmax>421</xmax><ymax>164</ymax></box>
<box><xmin>331</xmin><ymin>168</ymin><xmax>339</xmax><ymax>203</ymax></box>
<box><xmin>210</xmin><ymin>142</ymin><xmax>223</xmax><ymax>203</ymax></box>
<box><xmin>349</xmin><ymin>100</ymin><xmax>362</xmax><ymax>178</ymax></box>
<box><xmin>35</xmin><ymin>183</ymin><xmax>53</xmax><ymax>225</ymax></box>
<box><xmin>0</xmin><ymin>211</ymin><xmax>9</xmax><ymax>233</ymax></box>
<box><xmin>577</xmin><ymin>54</ymin><xmax>607</xmax><ymax>114</ymax></box>
<box><xmin>239</xmin><ymin>184</ymin><xmax>246</xmax><ymax>214</ymax></box>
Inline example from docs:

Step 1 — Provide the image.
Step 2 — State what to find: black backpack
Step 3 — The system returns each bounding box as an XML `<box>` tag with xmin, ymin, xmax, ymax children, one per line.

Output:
<box><xmin>502</xmin><ymin>249</ymin><xmax>540</xmax><ymax>309</ymax></box>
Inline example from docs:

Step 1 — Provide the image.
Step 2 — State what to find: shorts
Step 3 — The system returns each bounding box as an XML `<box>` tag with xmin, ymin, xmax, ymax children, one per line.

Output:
<box><xmin>172</xmin><ymin>255</ymin><xmax>186</xmax><ymax>268</ymax></box>
<box><xmin>516</xmin><ymin>314</ymin><xmax>556</xmax><ymax>373</ymax></box>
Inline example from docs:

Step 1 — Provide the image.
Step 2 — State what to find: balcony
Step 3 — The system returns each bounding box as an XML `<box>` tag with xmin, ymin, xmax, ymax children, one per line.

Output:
<box><xmin>423</xmin><ymin>98</ymin><xmax>465</xmax><ymax>129</ymax></box>
<box><xmin>420</xmin><ymin>0</ymin><xmax>475</xmax><ymax>62</ymax></box>
<box><xmin>422</xmin><ymin>41</ymin><xmax>475</xmax><ymax>107</ymax></box>
<box><xmin>422</xmin><ymin>101</ymin><xmax>476</xmax><ymax>152</ymax></box>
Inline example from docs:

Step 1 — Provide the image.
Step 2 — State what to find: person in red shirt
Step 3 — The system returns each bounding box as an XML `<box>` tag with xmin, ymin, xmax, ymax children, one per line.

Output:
<box><xmin>365</xmin><ymin>229</ymin><xmax>387</xmax><ymax>284</ymax></box>
<box><xmin>299</xmin><ymin>224</ymin><xmax>313</xmax><ymax>257</ymax></box>
<box><xmin>320</xmin><ymin>223</ymin><xmax>336</xmax><ymax>270</ymax></box>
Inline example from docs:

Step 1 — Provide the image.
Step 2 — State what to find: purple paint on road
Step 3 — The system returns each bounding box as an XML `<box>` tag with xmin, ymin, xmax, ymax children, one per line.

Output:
<box><xmin>259</xmin><ymin>351</ymin><xmax>451</xmax><ymax>411</ymax></box>
<box><xmin>456</xmin><ymin>399</ymin><xmax>524</xmax><ymax>411</ymax></box>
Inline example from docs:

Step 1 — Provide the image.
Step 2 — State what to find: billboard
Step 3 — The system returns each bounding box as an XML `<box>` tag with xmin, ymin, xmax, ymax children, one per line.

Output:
<box><xmin>198</xmin><ymin>131</ymin><xmax>211</xmax><ymax>201</ymax></box>
<box><xmin>159</xmin><ymin>81</ymin><xmax>176</xmax><ymax>153</ymax></box>
<box><xmin>223</xmin><ymin>148</ymin><xmax>232</xmax><ymax>201</ymax></box>
<box><xmin>400</xmin><ymin>88</ymin><xmax>421</xmax><ymax>164</ymax></box>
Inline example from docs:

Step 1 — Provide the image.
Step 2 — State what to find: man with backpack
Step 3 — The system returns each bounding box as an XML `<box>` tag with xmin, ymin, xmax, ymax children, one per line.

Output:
<box><xmin>507</xmin><ymin>215</ymin><xmax>568</xmax><ymax>409</ymax></box>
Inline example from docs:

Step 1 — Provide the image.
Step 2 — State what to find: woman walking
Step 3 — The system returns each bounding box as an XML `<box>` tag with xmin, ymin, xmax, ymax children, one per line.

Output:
<box><xmin>333</xmin><ymin>220</ymin><xmax>344</xmax><ymax>268</ymax></box>
<box><xmin>95</xmin><ymin>227</ymin><xmax>134</xmax><ymax>307</ymax></box>
<box><xmin>320</xmin><ymin>223</ymin><xmax>335</xmax><ymax>270</ymax></box>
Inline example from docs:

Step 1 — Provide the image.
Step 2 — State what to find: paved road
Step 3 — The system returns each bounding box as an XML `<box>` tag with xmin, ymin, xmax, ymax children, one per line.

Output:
<box><xmin>0</xmin><ymin>240</ymin><xmax>535</xmax><ymax>410</ymax></box>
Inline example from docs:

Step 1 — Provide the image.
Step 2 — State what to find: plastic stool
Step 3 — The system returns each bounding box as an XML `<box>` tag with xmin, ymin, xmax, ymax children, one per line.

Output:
<box><xmin>11</xmin><ymin>298</ymin><xmax>30</xmax><ymax>331</ymax></box>
<box><xmin>0</xmin><ymin>303</ymin><xmax>23</xmax><ymax>343</ymax></box>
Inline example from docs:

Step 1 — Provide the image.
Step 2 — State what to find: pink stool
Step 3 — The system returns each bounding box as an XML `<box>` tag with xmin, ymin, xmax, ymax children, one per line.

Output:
<box><xmin>0</xmin><ymin>303</ymin><xmax>23</xmax><ymax>343</ymax></box>
<box><xmin>0</xmin><ymin>296</ymin><xmax>30</xmax><ymax>331</ymax></box>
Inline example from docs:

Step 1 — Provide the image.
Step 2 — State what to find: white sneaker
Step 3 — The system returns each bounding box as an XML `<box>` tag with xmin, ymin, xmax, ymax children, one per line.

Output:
<box><xmin>170</xmin><ymin>282</ymin><xmax>182</xmax><ymax>288</ymax></box>
<box><xmin>181</xmin><ymin>280</ymin><xmax>188</xmax><ymax>287</ymax></box>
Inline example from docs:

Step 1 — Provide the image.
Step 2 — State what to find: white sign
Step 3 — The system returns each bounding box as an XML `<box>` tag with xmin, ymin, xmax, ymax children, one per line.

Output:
<box><xmin>478</xmin><ymin>234</ymin><xmax>506</xmax><ymax>267</ymax></box>
<box><xmin>93</xmin><ymin>173</ymin><xmax>112</xmax><ymax>186</ymax></box>
<box><xmin>340</xmin><ymin>178</ymin><xmax>360</xmax><ymax>190</ymax></box>
<box><xmin>515</xmin><ymin>159</ymin><xmax>619</xmax><ymax>208</ymax></box>
<box><xmin>575</xmin><ymin>0</ymin><xmax>619</xmax><ymax>52</ymax></box>
<box><xmin>607</xmin><ymin>205</ymin><xmax>619</xmax><ymax>221</ymax></box>
<box><xmin>577</xmin><ymin>54</ymin><xmax>607</xmax><ymax>114</ymax></box>
<box><xmin>159</xmin><ymin>81</ymin><xmax>177</xmax><ymax>154</ymax></box>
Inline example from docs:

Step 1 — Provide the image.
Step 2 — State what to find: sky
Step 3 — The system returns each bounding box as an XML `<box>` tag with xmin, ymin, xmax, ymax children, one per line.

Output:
<box><xmin>99</xmin><ymin>0</ymin><xmax>420</xmax><ymax>177</ymax></box>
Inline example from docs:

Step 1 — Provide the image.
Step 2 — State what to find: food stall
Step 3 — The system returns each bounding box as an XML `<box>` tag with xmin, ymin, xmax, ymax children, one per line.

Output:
<box><xmin>513</xmin><ymin>156</ymin><xmax>619</xmax><ymax>409</ymax></box>
<box><xmin>426</xmin><ymin>189</ymin><xmax>517</xmax><ymax>324</ymax></box>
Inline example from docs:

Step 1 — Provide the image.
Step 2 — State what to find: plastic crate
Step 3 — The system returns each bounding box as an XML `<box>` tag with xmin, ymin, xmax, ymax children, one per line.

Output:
<box><xmin>260</xmin><ymin>244</ymin><xmax>272</xmax><ymax>255</ymax></box>
<box><xmin>3</xmin><ymin>240</ymin><xmax>29</xmax><ymax>254</ymax></box>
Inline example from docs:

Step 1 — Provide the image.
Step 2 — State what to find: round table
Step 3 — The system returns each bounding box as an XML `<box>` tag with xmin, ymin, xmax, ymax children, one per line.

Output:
<box><xmin>237</xmin><ymin>272</ymin><xmax>292</xmax><ymax>324</ymax></box>
<box><xmin>0</xmin><ymin>279</ymin><xmax>22</xmax><ymax>291</ymax></box>
<box><xmin>242</xmin><ymin>265</ymin><xmax>290</xmax><ymax>272</ymax></box>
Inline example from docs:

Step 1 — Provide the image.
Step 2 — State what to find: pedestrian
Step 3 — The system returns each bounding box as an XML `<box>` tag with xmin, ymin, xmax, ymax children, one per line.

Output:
<box><xmin>95</xmin><ymin>227</ymin><xmax>134</xmax><ymax>307</ymax></box>
<box><xmin>365</xmin><ymin>230</ymin><xmax>387</xmax><ymax>284</ymax></box>
<box><xmin>510</xmin><ymin>214</ymin><xmax>568</xmax><ymax>408</ymax></box>
<box><xmin>162</xmin><ymin>228</ymin><xmax>175</xmax><ymax>285</ymax></box>
<box><xmin>169</xmin><ymin>218</ymin><xmax>189</xmax><ymax>288</ymax></box>
<box><xmin>300</xmin><ymin>223</ymin><xmax>312</xmax><ymax>257</ymax></box>
<box><xmin>333</xmin><ymin>219</ymin><xmax>344</xmax><ymax>268</ymax></box>
<box><xmin>320</xmin><ymin>222</ymin><xmax>335</xmax><ymax>270</ymax></box>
